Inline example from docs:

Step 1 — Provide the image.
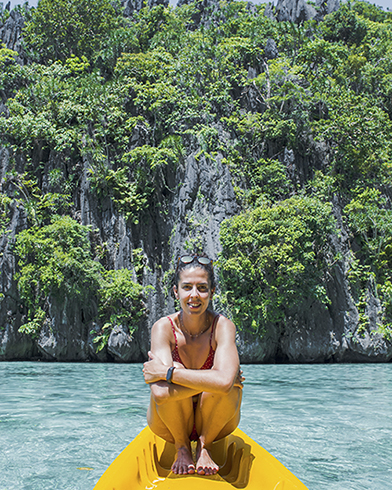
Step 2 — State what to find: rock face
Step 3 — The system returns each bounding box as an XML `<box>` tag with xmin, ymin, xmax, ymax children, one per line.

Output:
<box><xmin>266</xmin><ymin>0</ymin><xmax>340</xmax><ymax>23</ymax></box>
<box><xmin>0</xmin><ymin>9</ymin><xmax>25</xmax><ymax>54</ymax></box>
<box><xmin>275</xmin><ymin>0</ymin><xmax>317</xmax><ymax>23</ymax></box>
<box><xmin>0</xmin><ymin>2</ymin><xmax>391</xmax><ymax>363</ymax></box>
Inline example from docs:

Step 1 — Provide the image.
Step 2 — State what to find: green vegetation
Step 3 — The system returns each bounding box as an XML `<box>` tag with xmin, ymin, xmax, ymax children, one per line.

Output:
<box><xmin>1</xmin><ymin>0</ymin><xmax>392</xmax><ymax>344</ymax></box>
<box><xmin>15</xmin><ymin>216</ymin><xmax>148</xmax><ymax>346</ymax></box>
<box><xmin>23</xmin><ymin>0</ymin><xmax>121</xmax><ymax>62</ymax></box>
<box><xmin>96</xmin><ymin>268</ymin><xmax>148</xmax><ymax>351</ymax></box>
<box><xmin>15</xmin><ymin>216</ymin><xmax>102</xmax><ymax>336</ymax></box>
<box><xmin>219</xmin><ymin>196</ymin><xmax>338</xmax><ymax>332</ymax></box>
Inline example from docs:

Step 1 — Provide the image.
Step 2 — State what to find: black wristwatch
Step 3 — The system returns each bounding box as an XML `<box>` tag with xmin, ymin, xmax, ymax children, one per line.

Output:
<box><xmin>166</xmin><ymin>366</ymin><xmax>175</xmax><ymax>384</ymax></box>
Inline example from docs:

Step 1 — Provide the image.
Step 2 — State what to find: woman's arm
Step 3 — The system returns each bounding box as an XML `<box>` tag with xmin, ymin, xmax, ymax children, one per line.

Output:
<box><xmin>143</xmin><ymin>318</ymin><xmax>202</xmax><ymax>404</ymax></box>
<box><xmin>143</xmin><ymin>316</ymin><xmax>241</xmax><ymax>395</ymax></box>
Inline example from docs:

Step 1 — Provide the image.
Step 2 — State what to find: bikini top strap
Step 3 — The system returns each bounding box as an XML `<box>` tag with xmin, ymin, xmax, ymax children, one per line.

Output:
<box><xmin>169</xmin><ymin>314</ymin><xmax>218</xmax><ymax>347</ymax></box>
<box><xmin>209</xmin><ymin>314</ymin><xmax>220</xmax><ymax>345</ymax></box>
<box><xmin>167</xmin><ymin>316</ymin><xmax>178</xmax><ymax>347</ymax></box>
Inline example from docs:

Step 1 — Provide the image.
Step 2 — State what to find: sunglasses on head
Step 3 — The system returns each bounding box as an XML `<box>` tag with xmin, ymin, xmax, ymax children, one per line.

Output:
<box><xmin>177</xmin><ymin>255</ymin><xmax>213</xmax><ymax>268</ymax></box>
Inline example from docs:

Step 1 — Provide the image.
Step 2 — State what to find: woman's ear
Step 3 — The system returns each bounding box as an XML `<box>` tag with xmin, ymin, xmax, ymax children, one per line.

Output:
<box><xmin>173</xmin><ymin>285</ymin><xmax>179</xmax><ymax>299</ymax></box>
<box><xmin>210</xmin><ymin>287</ymin><xmax>216</xmax><ymax>299</ymax></box>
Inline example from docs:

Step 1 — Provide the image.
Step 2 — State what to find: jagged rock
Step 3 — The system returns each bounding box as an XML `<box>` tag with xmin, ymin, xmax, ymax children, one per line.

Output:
<box><xmin>275</xmin><ymin>0</ymin><xmax>317</xmax><ymax>23</ymax></box>
<box><xmin>35</xmin><ymin>295</ymin><xmax>95</xmax><ymax>361</ymax></box>
<box><xmin>0</xmin><ymin>314</ymin><xmax>38</xmax><ymax>360</ymax></box>
<box><xmin>122</xmin><ymin>0</ymin><xmax>145</xmax><ymax>17</ymax></box>
<box><xmin>269</xmin><ymin>0</ymin><xmax>340</xmax><ymax>23</ymax></box>
<box><xmin>1</xmin><ymin>117</ymin><xmax>391</xmax><ymax>363</ymax></box>
<box><xmin>264</xmin><ymin>3</ymin><xmax>276</xmax><ymax>21</ymax></box>
<box><xmin>264</xmin><ymin>38</ymin><xmax>278</xmax><ymax>60</ymax></box>
<box><xmin>279</xmin><ymin>283</ymin><xmax>392</xmax><ymax>363</ymax></box>
<box><xmin>241</xmin><ymin>80</ymin><xmax>266</xmax><ymax>113</ymax></box>
<box><xmin>236</xmin><ymin>329</ymin><xmax>280</xmax><ymax>363</ymax></box>
<box><xmin>315</xmin><ymin>0</ymin><xmax>340</xmax><ymax>18</ymax></box>
<box><xmin>148</xmin><ymin>0</ymin><xmax>169</xmax><ymax>8</ymax></box>
<box><xmin>0</xmin><ymin>9</ymin><xmax>25</xmax><ymax>54</ymax></box>
<box><xmin>246</xmin><ymin>2</ymin><xmax>258</xmax><ymax>16</ymax></box>
<box><xmin>107</xmin><ymin>325</ymin><xmax>144</xmax><ymax>362</ymax></box>
<box><xmin>0</xmin><ymin>153</ymin><xmax>31</xmax><ymax>360</ymax></box>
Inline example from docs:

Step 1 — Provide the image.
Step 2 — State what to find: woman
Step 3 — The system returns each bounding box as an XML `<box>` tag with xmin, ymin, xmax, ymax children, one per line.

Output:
<box><xmin>142</xmin><ymin>254</ymin><xmax>243</xmax><ymax>476</ymax></box>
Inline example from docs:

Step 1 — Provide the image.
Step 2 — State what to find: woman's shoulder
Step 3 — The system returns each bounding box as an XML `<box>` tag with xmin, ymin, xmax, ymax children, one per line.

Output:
<box><xmin>151</xmin><ymin>314</ymin><xmax>178</xmax><ymax>335</ymax></box>
<box><xmin>213</xmin><ymin>313</ymin><xmax>236</xmax><ymax>335</ymax></box>
<box><xmin>214</xmin><ymin>312</ymin><xmax>234</xmax><ymax>325</ymax></box>
<box><xmin>150</xmin><ymin>315</ymin><xmax>179</xmax><ymax>352</ymax></box>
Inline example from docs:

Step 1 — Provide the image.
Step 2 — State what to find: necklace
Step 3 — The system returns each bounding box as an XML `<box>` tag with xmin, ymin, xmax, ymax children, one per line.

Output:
<box><xmin>179</xmin><ymin>311</ymin><xmax>211</xmax><ymax>339</ymax></box>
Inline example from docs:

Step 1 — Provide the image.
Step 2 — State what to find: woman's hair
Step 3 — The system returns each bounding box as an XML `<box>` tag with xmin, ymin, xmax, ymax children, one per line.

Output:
<box><xmin>173</xmin><ymin>252</ymin><xmax>216</xmax><ymax>290</ymax></box>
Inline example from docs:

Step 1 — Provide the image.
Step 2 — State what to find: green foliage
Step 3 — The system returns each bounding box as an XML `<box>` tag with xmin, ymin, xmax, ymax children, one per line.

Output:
<box><xmin>89</xmin><ymin>166</ymin><xmax>148</xmax><ymax>223</ymax></box>
<box><xmin>321</xmin><ymin>3</ymin><xmax>368</xmax><ymax>46</ymax></box>
<box><xmin>228</xmin><ymin>155</ymin><xmax>293</xmax><ymax>208</ymax></box>
<box><xmin>15</xmin><ymin>216</ymin><xmax>149</xmax><ymax>344</ymax></box>
<box><xmin>344</xmin><ymin>188</ymin><xmax>392</xmax><ymax>338</ymax></box>
<box><xmin>15</xmin><ymin>215</ymin><xmax>102</xmax><ymax>334</ymax></box>
<box><xmin>312</xmin><ymin>90</ymin><xmax>392</xmax><ymax>188</ymax></box>
<box><xmin>344</xmin><ymin>188</ymin><xmax>392</xmax><ymax>267</ymax></box>
<box><xmin>97</xmin><ymin>27</ymin><xmax>140</xmax><ymax>74</ymax></box>
<box><xmin>0</xmin><ymin>43</ymin><xmax>18</xmax><ymax>66</ymax></box>
<box><xmin>23</xmin><ymin>0</ymin><xmax>121</xmax><ymax>62</ymax></box>
<box><xmin>114</xmin><ymin>48</ymin><xmax>174</xmax><ymax>83</ymax></box>
<box><xmin>1</xmin><ymin>49</ymin><xmax>177</xmax><ymax>223</ymax></box>
<box><xmin>88</xmin><ymin>141</ymin><xmax>177</xmax><ymax>222</ymax></box>
<box><xmin>0</xmin><ymin>192</ymin><xmax>13</xmax><ymax>236</ymax></box>
<box><xmin>352</xmin><ymin>0</ymin><xmax>391</xmax><ymax>22</ymax></box>
<box><xmin>219</xmin><ymin>196</ymin><xmax>338</xmax><ymax>333</ymax></box>
<box><xmin>5</xmin><ymin>172</ymin><xmax>71</xmax><ymax>226</ymax></box>
<box><xmin>18</xmin><ymin>307</ymin><xmax>46</xmax><ymax>338</ymax></box>
<box><xmin>94</xmin><ymin>268</ymin><xmax>147</xmax><ymax>351</ymax></box>
<box><xmin>0</xmin><ymin>43</ymin><xmax>20</xmax><ymax>92</ymax></box>
<box><xmin>0</xmin><ymin>60</ymin><xmax>128</xmax><ymax>157</ymax></box>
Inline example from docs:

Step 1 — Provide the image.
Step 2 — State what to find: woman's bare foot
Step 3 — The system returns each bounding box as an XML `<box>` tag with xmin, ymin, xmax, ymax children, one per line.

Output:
<box><xmin>196</xmin><ymin>441</ymin><xmax>219</xmax><ymax>476</ymax></box>
<box><xmin>171</xmin><ymin>446</ymin><xmax>195</xmax><ymax>475</ymax></box>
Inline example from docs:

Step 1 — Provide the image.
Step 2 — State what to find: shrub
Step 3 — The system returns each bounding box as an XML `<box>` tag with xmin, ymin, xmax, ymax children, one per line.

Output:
<box><xmin>219</xmin><ymin>196</ymin><xmax>338</xmax><ymax>333</ymax></box>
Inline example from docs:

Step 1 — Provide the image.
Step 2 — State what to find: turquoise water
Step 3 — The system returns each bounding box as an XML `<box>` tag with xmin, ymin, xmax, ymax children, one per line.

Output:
<box><xmin>0</xmin><ymin>363</ymin><xmax>391</xmax><ymax>490</ymax></box>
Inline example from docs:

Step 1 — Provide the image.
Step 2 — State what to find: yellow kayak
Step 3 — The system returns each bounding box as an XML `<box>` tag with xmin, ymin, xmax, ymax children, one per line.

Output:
<box><xmin>94</xmin><ymin>426</ymin><xmax>309</xmax><ymax>489</ymax></box>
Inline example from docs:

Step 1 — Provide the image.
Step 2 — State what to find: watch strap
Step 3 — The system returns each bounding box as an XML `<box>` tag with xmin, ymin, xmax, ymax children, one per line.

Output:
<box><xmin>166</xmin><ymin>366</ymin><xmax>175</xmax><ymax>384</ymax></box>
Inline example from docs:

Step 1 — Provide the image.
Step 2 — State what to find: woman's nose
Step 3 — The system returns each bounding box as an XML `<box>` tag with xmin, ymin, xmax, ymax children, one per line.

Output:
<box><xmin>189</xmin><ymin>286</ymin><xmax>199</xmax><ymax>297</ymax></box>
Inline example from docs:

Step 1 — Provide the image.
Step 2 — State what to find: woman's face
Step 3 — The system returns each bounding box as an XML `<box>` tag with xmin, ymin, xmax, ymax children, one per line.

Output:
<box><xmin>173</xmin><ymin>266</ymin><xmax>215</xmax><ymax>316</ymax></box>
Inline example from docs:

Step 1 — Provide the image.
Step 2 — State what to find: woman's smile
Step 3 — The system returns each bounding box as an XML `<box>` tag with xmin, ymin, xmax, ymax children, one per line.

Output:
<box><xmin>188</xmin><ymin>302</ymin><xmax>201</xmax><ymax>309</ymax></box>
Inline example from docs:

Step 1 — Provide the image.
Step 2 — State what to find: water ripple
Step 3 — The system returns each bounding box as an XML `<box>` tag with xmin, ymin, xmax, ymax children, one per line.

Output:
<box><xmin>0</xmin><ymin>362</ymin><xmax>391</xmax><ymax>490</ymax></box>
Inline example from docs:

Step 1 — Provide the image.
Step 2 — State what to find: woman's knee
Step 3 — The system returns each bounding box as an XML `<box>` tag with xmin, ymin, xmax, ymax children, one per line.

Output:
<box><xmin>200</xmin><ymin>387</ymin><xmax>242</xmax><ymax>414</ymax></box>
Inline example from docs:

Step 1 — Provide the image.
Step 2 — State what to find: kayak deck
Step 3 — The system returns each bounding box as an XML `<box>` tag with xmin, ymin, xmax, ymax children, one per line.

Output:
<box><xmin>94</xmin><ymin>426</ymin><xmax>308</xmax><ymax>489</ymax></box>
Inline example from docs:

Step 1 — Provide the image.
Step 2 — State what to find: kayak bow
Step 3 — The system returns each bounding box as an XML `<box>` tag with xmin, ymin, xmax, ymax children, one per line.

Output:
<box><xmin>94</xmin><ymin>426</ymin><xmax>308</xmax><ymax>489</ymax></box>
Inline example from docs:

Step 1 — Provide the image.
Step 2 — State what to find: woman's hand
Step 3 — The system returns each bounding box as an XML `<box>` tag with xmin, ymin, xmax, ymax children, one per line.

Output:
<box><xmin>143</xmin><ymin>351</ymin><xmax>186</xmax><ymax>384</ymax></box>
<box><xmin>143</xmin><ymin>351</ymin><xmax>168</xmax><ymax>384</ymax></box>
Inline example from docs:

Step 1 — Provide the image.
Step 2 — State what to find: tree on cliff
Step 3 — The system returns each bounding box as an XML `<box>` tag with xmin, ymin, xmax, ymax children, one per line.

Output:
<box><xmin>23</xmin><ymin>0</ymin><xmax>121</xmax><ymax>61</ymax></box>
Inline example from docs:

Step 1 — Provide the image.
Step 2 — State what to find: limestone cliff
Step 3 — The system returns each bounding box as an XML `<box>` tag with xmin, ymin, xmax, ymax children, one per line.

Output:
<box><xmin>1</xmin><ymin>0</ymin><xmax>391</xmax><ymax>363</ymax></box>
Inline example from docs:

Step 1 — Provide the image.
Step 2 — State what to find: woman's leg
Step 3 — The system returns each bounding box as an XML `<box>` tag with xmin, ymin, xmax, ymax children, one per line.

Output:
<box><xmin>194</xmin><ymin>387</ymin><xmax>242</xmax><ymax>475</ymax></box>
<box><xmin>147</xmin><ymin>393</ymin><xmax>196</xmax><ymax>474</ymax></box>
